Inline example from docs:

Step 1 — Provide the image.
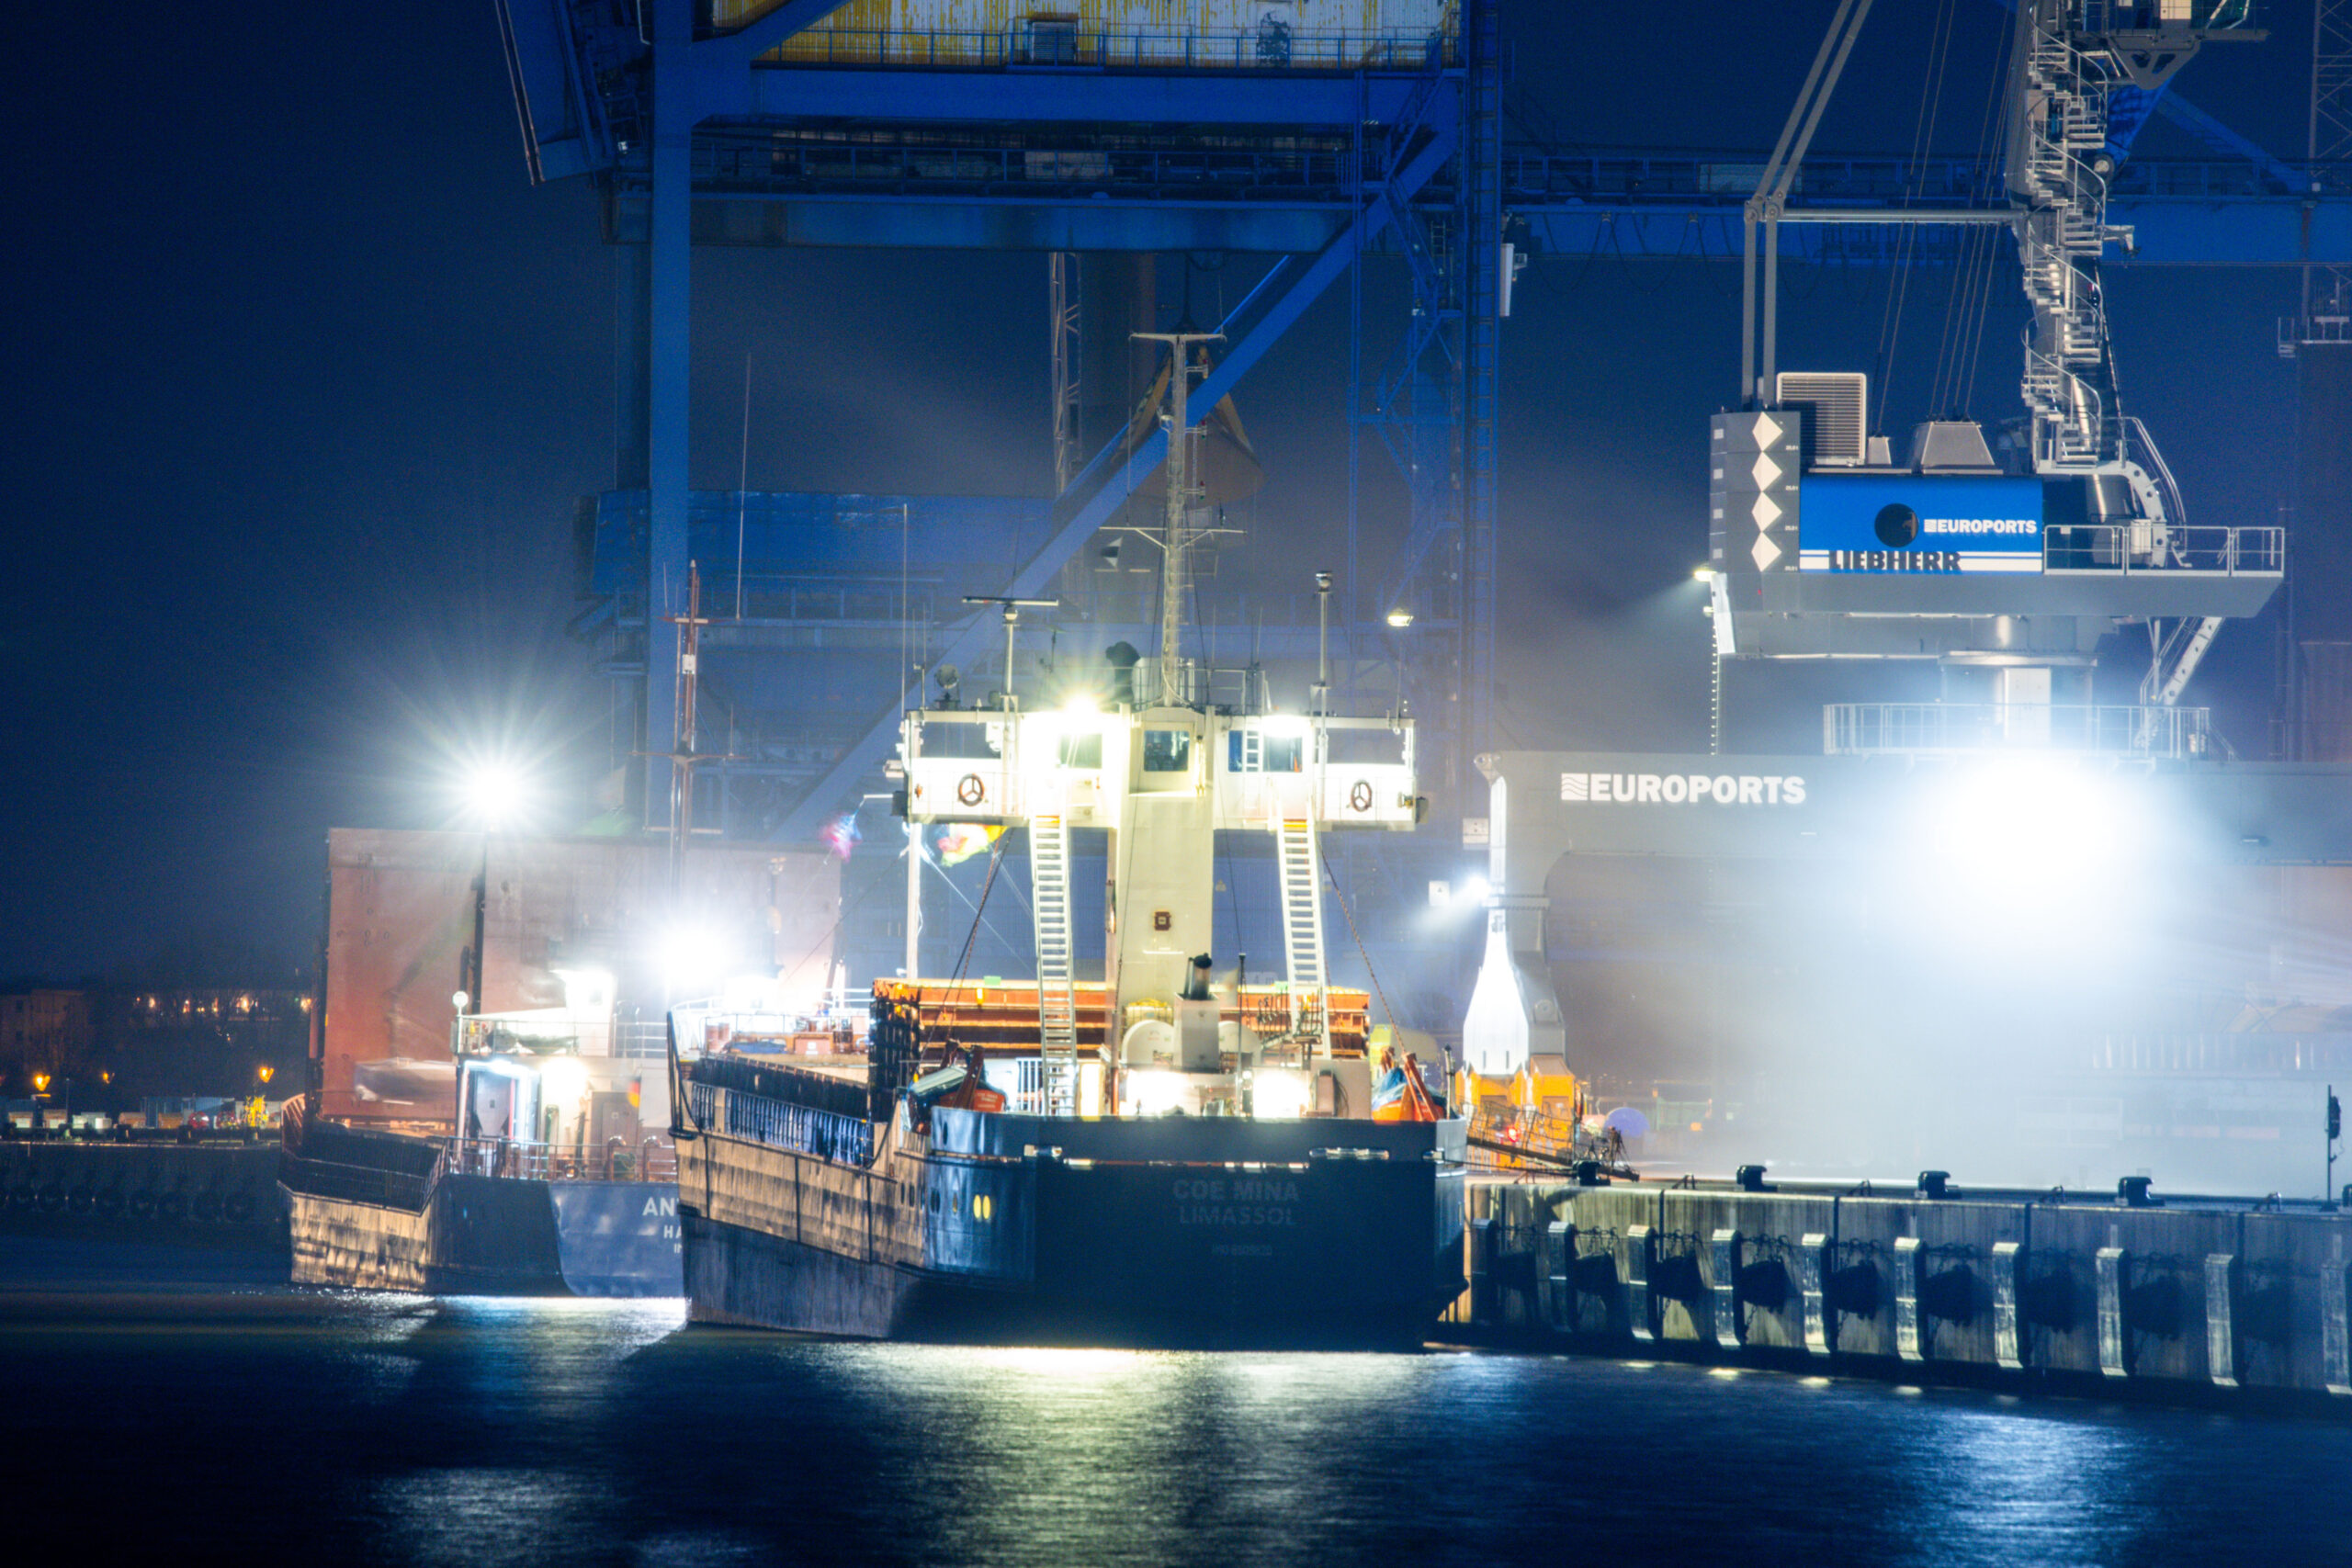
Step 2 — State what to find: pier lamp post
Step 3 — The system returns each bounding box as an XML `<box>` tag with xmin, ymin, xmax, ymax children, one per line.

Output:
<box><xmin>31</xmin><ymin>1073</ymin><xmax>49</xmax><ymax>1134</ymax></box>
<box><xmin>457</xmin><ymin>763</ymin><xmax>531</xmax><ymax>1027</ymax></box>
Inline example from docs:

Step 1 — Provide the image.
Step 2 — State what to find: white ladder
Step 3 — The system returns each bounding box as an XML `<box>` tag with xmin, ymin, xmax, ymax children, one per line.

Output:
<box><xmin>1275</xmin><ymin>816</ymin><xmax>1329</xmax><ymax>1041</ymax></box>
<box><xmin>1030</xmin><ymin>812</ymin><xmax>1080</xmax><ymax>1115</ymax></box>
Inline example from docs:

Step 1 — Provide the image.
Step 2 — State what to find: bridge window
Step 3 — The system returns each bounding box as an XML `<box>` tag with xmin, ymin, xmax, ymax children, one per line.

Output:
<box><xmin>1227</xmin><ymin>732</ymin><xmax>1303</xmax><ymax>772</ymax></box>
<box><xmin>1142</xmin><ymin>729</ymin><xmax>1192</xmax><ymax>773</ymax></box>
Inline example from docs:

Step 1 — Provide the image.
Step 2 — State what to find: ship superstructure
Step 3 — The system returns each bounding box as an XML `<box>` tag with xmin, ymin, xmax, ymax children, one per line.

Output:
<box><xmin>669</xmin><ymin>339</ymin><xmax>1466</xmax><ymax>1345</ymax></box>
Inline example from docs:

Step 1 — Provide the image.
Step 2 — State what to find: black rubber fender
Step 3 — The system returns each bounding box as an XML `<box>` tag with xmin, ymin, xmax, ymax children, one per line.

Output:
<box><xmin>129</xmin><ymin>1190</ymin><xmax>156</xmax><ymax>1220</ymax></box>
<box><xmin>94</xmin><ymin>1188</ymin><xmax>124</xmax><ymax>1218</ymax></box>
<box><xmin>36</xmin><ymin>1183</ymin><xmax>65</xmax><ymax>1213</ymax></box>
<box><xmin>67</xmin><ymin>1186</ymin><xmax>96</xmax><ymax>1215</ymax></box>
<box><xmin>155</xmin><ymin>1190</ymin><xmax>186</xmax><ymax>1223</ymax></box>
<box><xmin>189</xmin><ymin>1190</ymin><xmax>222</xmax><ymax>1224</ymax></box>
<box><xmin>223</xmin><ymin>1191</ymin><xmax>256</xmax><ymax>1225</ymax></box>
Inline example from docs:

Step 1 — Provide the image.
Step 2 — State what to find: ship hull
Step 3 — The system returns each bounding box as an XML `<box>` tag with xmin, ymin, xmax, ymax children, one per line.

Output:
<box><xmin>675</xmin><ymin>1103</ymin><xmax>1466</xmax><ymax>1346</ymax></box>
<box><xmin>282</xmin><ymin>1132</ymin><xmax>681</xmax><ymax>1297</ymax></box>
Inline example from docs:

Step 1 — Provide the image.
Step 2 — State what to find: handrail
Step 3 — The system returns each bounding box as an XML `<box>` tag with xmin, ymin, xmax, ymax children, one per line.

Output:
<box><xmin>2042</xmin><ymin>523</ymin><xmax>2283</xmax><ymax>574</ymax></box>
<box><xmin>685</xmin><ymin>1080</ymin><xmax>876</xmax><ymax>1167</ymax></box>
<box><xmin>441</xmin><ymin>1135</ymin><xmax>679</xmax><ymax>1184</ymax></box>
<box><xmin>754</xmin><ymin>25</ymin><xmax>1454</xmax><ymax>72</ymax></box>
<box><xmin>1824</xmin><ymin>702</ymin><xmax>2214</xmax><ymax>760</ymax></box>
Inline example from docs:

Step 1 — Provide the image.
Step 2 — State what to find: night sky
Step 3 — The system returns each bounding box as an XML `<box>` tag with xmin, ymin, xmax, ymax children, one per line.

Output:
<box><xmin>1</xmin><ymin>1</ymin><xmax>2324</xmax><ymax>983</ymax></box>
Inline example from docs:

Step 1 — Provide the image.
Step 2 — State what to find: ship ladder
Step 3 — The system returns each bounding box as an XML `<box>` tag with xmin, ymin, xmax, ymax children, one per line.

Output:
<box><xmin>1275</xmin><ymin>816</ymin><xmax>1329</xmax><ymax>1042</ymax></box>
<box><xmin>1031</xmin><ymin>811</ymin><xmax>1080</xmax><ymax>1115</ymax></box>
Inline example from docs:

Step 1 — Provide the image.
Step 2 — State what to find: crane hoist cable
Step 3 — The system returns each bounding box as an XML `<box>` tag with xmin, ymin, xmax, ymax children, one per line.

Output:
<box><xmin>1929</xmin><ymin>8</ymin><xmax>2018</xmax><ymax>419</ymax></box>
<box><xmin>1870</xmin><ymin>0</ymin><xmax>1963</xmax><ymax>435</ymax></box>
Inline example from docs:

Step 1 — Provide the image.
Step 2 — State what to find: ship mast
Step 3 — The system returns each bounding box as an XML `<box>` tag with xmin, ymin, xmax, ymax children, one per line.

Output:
<box><xmin>1134</xmin><ymin>332</ymin><xmax>1220</xmax><ymax>706</ymax></box>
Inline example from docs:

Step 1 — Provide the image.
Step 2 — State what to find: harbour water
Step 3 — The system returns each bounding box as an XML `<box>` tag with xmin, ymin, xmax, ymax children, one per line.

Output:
<box><xmin>3</xmin><ymin>1239</ymin><xmax>2345</xmax><ymax>1566</ymax></box>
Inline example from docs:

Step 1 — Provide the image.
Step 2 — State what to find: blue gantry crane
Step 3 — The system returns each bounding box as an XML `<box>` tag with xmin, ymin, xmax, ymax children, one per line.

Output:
<box><xmin>493</xmin><ymin>0</ymin><xmax>2349</xmax><ymax>1009</ymax></box>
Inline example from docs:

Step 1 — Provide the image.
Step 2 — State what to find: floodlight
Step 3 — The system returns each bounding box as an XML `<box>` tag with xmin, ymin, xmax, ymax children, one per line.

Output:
<box><xmin>1386</xmin><ymin>609</ymin><xmax>1414</xmax><ymax>628</ymax></box>
<box><xmin>539</xmin><ymin>1055</ymin><xmax>589</xmax><ymax>1108</ymax></box>
<box><xmin>1125</xmin><ymin>1070</ymin><xmax>1184</xmax><ymax>1117</ymax></box>
<box><xmin>1251</xmin><ymin>1071</ymin><xmax>1313</xmax><ymax>1121</ymax></box>
<box><xmin>461</xmin><ymin>763</ymin><xmax>529</xmax><ymax>830</ymax></box>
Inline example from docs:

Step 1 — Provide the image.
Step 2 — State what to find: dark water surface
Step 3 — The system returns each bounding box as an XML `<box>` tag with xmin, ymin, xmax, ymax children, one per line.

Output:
<box><xmin>2</xmin><ymin>1240</ymin><xmax>2346</xmax><ymax>1567</ymax></box>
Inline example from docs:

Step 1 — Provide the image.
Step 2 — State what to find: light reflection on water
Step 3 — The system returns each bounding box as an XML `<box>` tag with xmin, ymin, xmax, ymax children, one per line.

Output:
<box><xmin>1</xmin><ymin>1277</ymin><xmax>2346</xmax><ymax>1567</ymax></box>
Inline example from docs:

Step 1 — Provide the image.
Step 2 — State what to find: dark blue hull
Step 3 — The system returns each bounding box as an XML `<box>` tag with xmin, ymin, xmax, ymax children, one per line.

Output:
<box><xmin>425</xmin><ymin>1175</ymin><xmax>682</xmax><ymax>1297</ymax></box>
<box><xmin>676</xmin><ymin>1106</ymin><xmax>1467</xmax><ymax>1346</ymax></box>
<box><xmin>284</xmin><ymin>1137</ymin><xmax>681</xmax><ymax>1297</ymax></box>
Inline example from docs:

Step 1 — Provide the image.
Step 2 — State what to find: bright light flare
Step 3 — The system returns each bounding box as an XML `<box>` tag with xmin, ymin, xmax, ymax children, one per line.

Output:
<box><xmin>1250</xmin><ymin>1070</ymin><xmax>1313</xmax><ymax>1121</ymax></box>
<box><xmin>1930</xmin><ymin>758</ymin><xmax>2126</xmax><ymax>894</ymax></box>
<box><xmin>538</xmin><ymin>1055</ymin><xmax>588</xmax><ymax>1107</ymax></box>
<box><xmin>459</xmin><ymin>762</ymin><xmax>532</xmax><ymax>830</ymax></box>
<box><xmin>1124</xmin><ymin>1069</ymin><xmax>1184</xmax><ymax>1117</ymax></box>
<box><xmin>1898</xmin><ymin>756</ymin><xmax>2157</xmax><ymax>958</ymax></box>
<box><xmin>656</xmin><ymin>924</ymin><xmax>729</xmax><ymax>990</ymax></box>
<box><xmin>553</xmin><ymin>967</ymin><xmax>615</xmax><ymax>1019</ymax></box>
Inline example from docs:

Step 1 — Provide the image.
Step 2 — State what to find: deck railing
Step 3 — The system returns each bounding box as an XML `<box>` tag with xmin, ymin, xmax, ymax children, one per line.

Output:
<box><xmin>759</xmin><ymin>26</ymin><xmax>1452</xmax><ymax>72</ymax></box>
<box><xmin>442</xmin><ymin>1136</ymin><xmax>679</xmax><ymax>1184</ymax></box>
<box><xmin>1824</xmin><ymin>702</ymin><xmax>2212</xmax><ymax>760</ymax></box>
<box><xmin>686</xmin><ymin>1081</ymin><xmax>875</xmax><ymax>1167</ymax></box>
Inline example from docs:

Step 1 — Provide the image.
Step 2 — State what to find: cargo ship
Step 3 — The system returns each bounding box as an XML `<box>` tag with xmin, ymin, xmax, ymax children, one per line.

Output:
<box><xmin>671</xmin><ymin>346</ymin><xmax>1467</xmax><ymax>1344</ymax></box>
<box><xmin>281</xmin><ymin>997</ymin><xmax>685</xmax><ymax>1296</ymax></box>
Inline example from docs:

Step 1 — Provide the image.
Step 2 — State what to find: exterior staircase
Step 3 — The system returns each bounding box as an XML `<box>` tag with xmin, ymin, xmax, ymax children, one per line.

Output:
<box><xmin>2011</xmin><ymin>5</ymin><xmax>2120</xmax><ymax>470</ymax></box>
<box><xmin>1030</xmin><ymin>812</ymin><xmax>1080</xmax><ymax>1115</ymax></box>
<box><xmin>1275</xmin><ymin>816</ymin><xmax>1329</xmax><ymax>1042</ymax></box>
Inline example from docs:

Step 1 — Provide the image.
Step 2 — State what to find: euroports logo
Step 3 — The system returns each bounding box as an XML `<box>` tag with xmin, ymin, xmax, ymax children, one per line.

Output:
<box><xmin>1562</xmin><ymin>772</ymin><xmax>1807</xmax><ymax>806</ymax></box>
<box><xmin>1922</xmin><ymin>517</ymin><xmax>2038</xmax><ymax>535</ymax></box>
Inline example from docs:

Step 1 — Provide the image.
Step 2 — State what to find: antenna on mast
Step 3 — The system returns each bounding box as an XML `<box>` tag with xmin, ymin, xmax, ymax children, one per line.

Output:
<box><xmin>1133</xmin><ymin>331</ymin><xmax>1222</xmax><ymax>706</ymax></box>
<box><xmin>961</xmin><ymin>595</ymin><xmax>1060</xmax><ymax>709</ymax></box>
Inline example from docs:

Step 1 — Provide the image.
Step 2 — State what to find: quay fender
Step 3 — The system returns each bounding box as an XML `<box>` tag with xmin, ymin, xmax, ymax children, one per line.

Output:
<box><xmin>2240</xmin><ymin>1211</ymin><xmax>2352</xmax><ymax>1394</ymax></box>
<box><xmin>2027</xmin><ymin>1204</ymin><xmax>2237</xmax><ymax>1382</ymax></box>
<box><xmin>1659</xmin><ymin>1190</ymin><xmax>1829</xmax><ymax>1353</ymax></box>
<box><xmin>1568</xmin><ymin>1186</ymin><xmax>1663</xmax><ymax>1342</ymax></box>
<box><xmin>1534</xmin><ymin>1191</ymin><xmax>1658</xmax><ymax>1341</ymax></box>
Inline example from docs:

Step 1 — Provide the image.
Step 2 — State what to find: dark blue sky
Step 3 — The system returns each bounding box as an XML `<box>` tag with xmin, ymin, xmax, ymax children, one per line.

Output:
<box><xmin>0</xmin><ymin>0</ymin><xmax>2323</xmax><ymax>981</ymax></box>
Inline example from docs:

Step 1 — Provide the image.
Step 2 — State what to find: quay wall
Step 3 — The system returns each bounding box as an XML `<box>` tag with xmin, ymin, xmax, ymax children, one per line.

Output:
<box><xmin>0</xmin><ymin>1140</ymin><xmax>285</xmax><ymax>1247</ymax></box>
<box><xmin>1453</xmin><ymin>1178</ymin><xmax>2352</xmax><ymax>1405</ymax></box>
